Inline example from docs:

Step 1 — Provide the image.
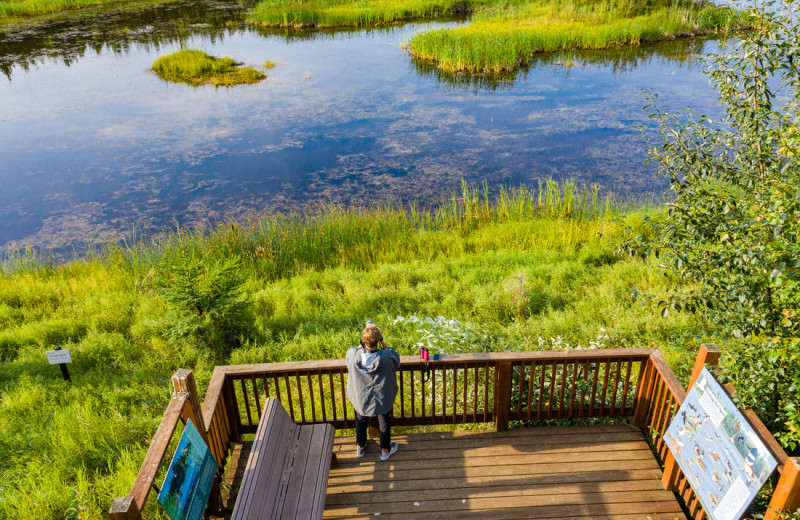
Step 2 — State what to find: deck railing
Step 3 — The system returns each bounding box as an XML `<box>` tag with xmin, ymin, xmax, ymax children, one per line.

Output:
<box><xmin>110</xmin><ymin>347</ymin><xmax>800</xmax><ymax>520</ymax></box>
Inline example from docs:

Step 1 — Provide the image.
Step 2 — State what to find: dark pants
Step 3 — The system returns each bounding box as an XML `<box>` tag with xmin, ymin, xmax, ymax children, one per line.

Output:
<box><xmin>355</xmin><ymin>410</ymin><xmax>392</xmax><ymax>450</ymax></box>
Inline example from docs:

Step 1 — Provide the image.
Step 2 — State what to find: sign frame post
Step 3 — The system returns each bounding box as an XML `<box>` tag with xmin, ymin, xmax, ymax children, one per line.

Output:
<box><xmin>46</xmin><ymin>346</ymin><xmax>72</xmax><ymax>382</ymax></box>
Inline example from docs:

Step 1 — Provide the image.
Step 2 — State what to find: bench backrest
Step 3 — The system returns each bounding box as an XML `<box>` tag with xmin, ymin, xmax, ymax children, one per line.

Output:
<box><xmin>233</xmin><ymin>398</ymin><xmax>297</xmax><ymax>520</ymax></box>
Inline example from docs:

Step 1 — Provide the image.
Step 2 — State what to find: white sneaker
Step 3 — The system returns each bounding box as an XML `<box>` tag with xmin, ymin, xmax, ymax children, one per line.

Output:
<box><xmin>380</xmin><ymin>442</ymin><xmax>398</xmax><ymax>461</ymax></box>
<box><xmin>356</xmin><ymin>446</ymin><xmax>366</xmax><ymax>458</ymax></box>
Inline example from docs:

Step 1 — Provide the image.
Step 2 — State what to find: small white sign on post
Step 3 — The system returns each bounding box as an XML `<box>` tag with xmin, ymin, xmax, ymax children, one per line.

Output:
<box><xmin>46</xmin><ymin>349</ymin><xmax>72</xmax><ymax>365</ymax></box>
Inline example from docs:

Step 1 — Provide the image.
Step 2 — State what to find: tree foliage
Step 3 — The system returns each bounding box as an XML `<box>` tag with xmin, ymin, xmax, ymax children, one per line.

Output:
<box><xmin>153</xmin><ymin>245</ymin><xmax>251</xmax><ymax>353</ymax></box>
<box><xmin>625</xmin><ymin>0</ymin><xmax>800</xmax><ymax>452</ymax></box>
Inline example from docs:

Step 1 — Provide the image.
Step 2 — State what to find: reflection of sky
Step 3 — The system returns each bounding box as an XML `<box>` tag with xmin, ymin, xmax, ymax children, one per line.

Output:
<box><xmin>0</xmin><ymin>3</ymin><xmax>724</xmax><ymax>256</ymax></box>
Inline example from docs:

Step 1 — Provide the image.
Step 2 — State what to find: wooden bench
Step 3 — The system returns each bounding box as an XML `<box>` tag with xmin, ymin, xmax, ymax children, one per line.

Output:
<box><xmin>232</xmin><ymin>398</ymin><xmax>335</xmax><ymax>520</ymax></box>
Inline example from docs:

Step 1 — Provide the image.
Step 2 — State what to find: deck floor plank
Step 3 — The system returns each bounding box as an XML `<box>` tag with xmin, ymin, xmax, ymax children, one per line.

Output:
<box><xmin>222</xmin><ymin>424</ymin><xmax>686</xmax><ymax>520</ymax></box>
<box><xmin>324</xmin><ymin>424</ymin><xmax>685</xmax><ymax>520</ymax></box>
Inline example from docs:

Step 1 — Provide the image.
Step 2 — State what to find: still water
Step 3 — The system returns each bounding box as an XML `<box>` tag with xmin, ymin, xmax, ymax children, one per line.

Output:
<box><xmin>0</xmin><ymin>0</ymin><xmax>723</xmax><ymax>256</ymax></box>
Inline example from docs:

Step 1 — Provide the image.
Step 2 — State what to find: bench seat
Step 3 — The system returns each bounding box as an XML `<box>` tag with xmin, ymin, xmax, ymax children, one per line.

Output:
<box><xmin>232</xmin><ymin>398</ymin><xmax>335</xmax><ymax>520</ymax></box>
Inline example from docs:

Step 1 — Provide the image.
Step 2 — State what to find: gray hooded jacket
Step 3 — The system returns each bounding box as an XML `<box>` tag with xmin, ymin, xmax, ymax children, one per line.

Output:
<box><xmin>346</xmin><ymin>346</ymin><xmax>400</xmax><ymax>416</ymax></box>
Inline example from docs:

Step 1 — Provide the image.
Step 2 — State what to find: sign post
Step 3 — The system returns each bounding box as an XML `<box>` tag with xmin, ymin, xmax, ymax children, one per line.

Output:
<box><xmin>46</xmin><ymin>346</ymin><xmax>72</xmax><ymax>382</ymax></box>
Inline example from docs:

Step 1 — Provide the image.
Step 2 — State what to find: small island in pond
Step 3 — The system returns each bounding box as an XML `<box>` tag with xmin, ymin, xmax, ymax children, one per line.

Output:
<box><xmin>151</xmin><ymin>49</ymin><xmax>267</xmax><ymax>86</ymax></box>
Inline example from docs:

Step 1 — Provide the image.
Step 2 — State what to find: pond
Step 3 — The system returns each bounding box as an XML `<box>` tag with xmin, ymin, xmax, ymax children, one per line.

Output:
<box><xmin>0</xmin><ymin>0</ymin><xmax>724</xmax><ymax>258</ymax></box>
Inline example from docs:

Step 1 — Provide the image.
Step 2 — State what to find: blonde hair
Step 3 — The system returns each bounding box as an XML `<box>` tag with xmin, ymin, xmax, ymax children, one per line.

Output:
<box><xmin>361</xmin><ymin>325</ymin><xmax>383</xmax><ymax>350</ymax></box>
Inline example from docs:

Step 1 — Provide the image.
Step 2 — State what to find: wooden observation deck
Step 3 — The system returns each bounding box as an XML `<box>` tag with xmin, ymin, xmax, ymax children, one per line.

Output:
<box><xmin>111</xmin><ymin>346</ymin><xmax>800</xmax><ymax>520</ymax></box>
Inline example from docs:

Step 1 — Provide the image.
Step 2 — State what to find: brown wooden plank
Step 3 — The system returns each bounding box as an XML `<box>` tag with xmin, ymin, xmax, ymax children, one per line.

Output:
<box><xmin>280</xmin><ymin>425</ymin><xmax>314</xmax><ymax>519</ymax></box>
<box><xmin>326</xmin><ymin>468</ymin><xmax>665</xmax><ymax>495</ymax></box>
<box><xmin>130</xmin><ymin>394</ymin><xmax>189</xmax><ymax>509</ymax></box>
<box><xmin>326</xmin><ymin>477</ymin><xmax>671</xmax><ymax>506</ymax></box>
<box><xmin>295</xmin><ymin>424</ymin><xmax>335</xmax><ymax>519</ymax></box>
<box><xmin>323</xmin><ymin>491</ymin><xmax>682</xmax><ymax>518</ymax></box>
<box><xmin>232</xmin><ymin>398</ymin><xmax>295</xmax><ymax>520</ymax></box>
<box><xmin>213</xmin><ymin>349</ymin><xmax>654</xmax><ymax>378</ymax></box>
<box><xmin>327</xmin><ymin>457</ymin><xmax>662</xmax><ymax>484</ymax></box>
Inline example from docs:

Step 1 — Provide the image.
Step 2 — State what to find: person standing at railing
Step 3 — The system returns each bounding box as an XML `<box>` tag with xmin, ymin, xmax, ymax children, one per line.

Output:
<box><xmin>346</xmin><ymin>321</ymin><xmax>400</xmax><ymax>461</ymax></box>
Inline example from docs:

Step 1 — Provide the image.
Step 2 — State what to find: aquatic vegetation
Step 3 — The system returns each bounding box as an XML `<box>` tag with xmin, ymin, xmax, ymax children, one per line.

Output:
<box><xmin>151</xmin><ymin>49</ymin><xmax>266</xmax><ymax>87</ymax></box>
<box><xmin>408</xmin><ymin>0</ymin><xmax>741</xmax><ymax>72</ymax></box>
<box><xmin>245</xmin><ymin>0</ymin><xmax>739</xmax><ymax>72</ymax></box>
<box><xmin>247</xmin><ymin>0</ymin><xmax>487</xmax><ymax>27</ymax></box>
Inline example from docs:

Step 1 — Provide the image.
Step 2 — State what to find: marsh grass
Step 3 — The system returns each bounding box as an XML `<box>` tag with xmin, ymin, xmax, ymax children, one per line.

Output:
<box><xmin>151</xmin><ymin>49</ymin><xmax>266</xmax><ymax>87</ymax></box>
<box><xmin>247</xmin><ymin>0</ymin><xmax>486</xmax><ymax>27</ymax></box>
<box><xmin>0</xmin><ymin>0</ymin><xmax>180</xmax><ymax>26</ymax></box>
<box><xmin>409</xmin><ymin>0</ymin><xmax>741</xmax><ymax>71</ymax></box>
<box><xmin>0</xmin><ymin>181</ymin><xmax>708</xmax><ymax>519</ymax></box>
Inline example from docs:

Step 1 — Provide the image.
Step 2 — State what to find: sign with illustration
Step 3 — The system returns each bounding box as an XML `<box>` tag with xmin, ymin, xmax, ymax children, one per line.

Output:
<box><xmin>157</xmin><ymin>419</ymin><xmax>218</xmax><ymax>520</ymax></box>
<box><xmin>664</xmin><ymin>368</ymin><xmax>777</xmax><ymax>520</ymax></box>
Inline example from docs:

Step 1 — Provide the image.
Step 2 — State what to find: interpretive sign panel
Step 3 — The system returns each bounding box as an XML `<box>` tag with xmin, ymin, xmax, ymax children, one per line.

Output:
<box><xmin>46</xmin><ymin>349</ymin><xmax>72</xmax><ymax>364</ymax></box>
<box><xmin>157</xmin><ymin>419</ymin><xmax>218</xmax><ymax>520</ymax></box>
<box><xmin>664</xmin><ymin>367</ymin><xmax>778</xmax><ymax>520</ymax></box>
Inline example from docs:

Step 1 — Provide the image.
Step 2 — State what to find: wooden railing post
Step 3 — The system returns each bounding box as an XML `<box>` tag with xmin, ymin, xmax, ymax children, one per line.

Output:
<box><xmin>662</xmin><ymin>344</ymin><xmax>721</xmax><ymax>492</ymax></box>
<box><xmin>494</xmin><ymin>362</ymin><xmax>512</xmax><ymax>432</ymax></box>
<box><xmin>687</xmin><ymin>343</ymin><xmax>721</xmax><ymax>391</ymax></box>
<box><xmin>109</xmin><ymin>496</ymin><xmax>142</xmax><ymax>520</ymax></box>
<box><xmin>766</xmin><ymin>457</ymin><xmax>800</xmax><ymax>519</ymax></box>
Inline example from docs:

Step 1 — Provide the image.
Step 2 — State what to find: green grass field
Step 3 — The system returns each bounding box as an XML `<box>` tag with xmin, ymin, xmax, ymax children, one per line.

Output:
<box><xmin>151</xmin><ymin>49</ymin><xmax>266</xmax><ymax>87</ymax></box>
<box><xmin>0</xmin><ymin>181</ymin><xmax>713</xmax><ymax>519</ymax></box>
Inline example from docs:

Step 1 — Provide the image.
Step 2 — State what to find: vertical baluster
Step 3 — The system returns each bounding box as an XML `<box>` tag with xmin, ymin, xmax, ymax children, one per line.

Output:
<box><xmin>442</xmin><ymin>365</ymin><xmax>447</xmax><ymax>422</ymax></box>
<box><xmin>547</xmin><ymin>361</ymin><xmax>557</xmax><ymax>419</ymax></box>
<box><xmin>318</xmin><ymin>373</ymin><xmax>326</xmax><ymax>422</ymax></box>
<box><xmin>295</xmin><ymin>375</ymin><xmax>307</xmax><ymax>423</ymax></box>
<box><xmin>472</xmin><ymin>366</ymin><xmax>478</xmax><ymax>423</ymax></box>
<box><xmin>261</xmin><ymin>376</ymin><xmax>271</xmax><ymax>399</ymax></box>
<box><xmin>568</xmin><ymin>361</ymin><xmax>579</xmax><ymax>418</ymax></box>
<box><xmin>610</xmin><ymin>360</ymin><xmax>622</xmax><ymax>416</ymax></box>
<box><xmin>273</xmin><ymin>375</ymin><xmax>282</xmax><ymax>406</ymax></box>
<box><xmin>421</xmin><ymin>366</ymin><xmax>427</xmax><ymax>421</ymax></box>
<box><xmin>589</xmin><ymin>361</ymin><xmax>600</xmax><ymax>417</ymax></box>
<box><xmin>306</xmin><ymin>373</ymin><xmax>316</xmax><ymax>422</ymax></box>
<box><xmin>621</xmin><ymin>360</ymin><xmax>633</xmax><ymax>413</ymax></box>
<box><xmin>483</xmin><ymin>363</ymin><xmax>490</xmax><ymax>423</ymax></box>
<box><xmin>338</xmin><ymin>372</ymin><xmax>349</xmax><ymax>428</ymax></box>
<box><xmin>251</xmin><ymin>377</ymin><xmax>262</xmax><ymax>420</ymax></box>
<box><xmin>462</xmin><ymin>363</ymin><xmax>468</xmax><ymax>424</ymax></box>
<box><xmin>432</xmin><ymin>369</ymin><xmax>437</xmax><ymax>423</ymax></box>
<box><xmin>399</xmin><ymin>370</ymin><xmax>405</xmax><ymax>419</ymax></box>
<box><xmin>578</xmin><ymin>359</ymin><xmax>589</xmax><ymax>418</ymax></box>
<box><xmin>410</xmin><ymin>370</ymin><xmax>416</xmax><ymax>420</ymax></box>
<box><xmin>517</xmin><ymin>362</ymin><xmax>527</xmax><ymax>417</ymax></box>
<box><xmin>598</xmin><ymin>360</ymin><xmax>611</xmax><ymax>416</ymax></box>
<box><xmin>284</xmin><ymin>375</ymin><xmax>296</xmax><ymax>422</ymax></box>
<box><xmin>451</xmin><ymin>365</ymin><xmax>458</xmax><ymax>424</ymax></box>
<box><xmin>537</xmin><ymin>362</ymin><xmax>546</xmax><ymax>420</ymax></box>
<box><xmin>240</xmin><ymin>378</ymin><xmax>253</xmax><ymax>426</ymax></box>
<box><xmin>526</xmin><ymin>361</ymin><xmax>535</xmax><ymax>420</ymax></box>
<box><xmin>328</xmin><ymin>372</ymin><xmax>337</xmax><ymax>424</ymax></box>
<box><xmin>558</xmin><ymin>361</ymin><xmax>568</xmax><ymax>418</ymax></box>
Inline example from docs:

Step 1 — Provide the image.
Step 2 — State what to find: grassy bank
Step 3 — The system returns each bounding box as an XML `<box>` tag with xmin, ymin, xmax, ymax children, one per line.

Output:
<box><xmin>408</xmin><ymin>0</ymin><xmax>739</xmax><ymax>72</ymax></box>
<box><xmin>0</xmin><ymin>0</ymin><xmax>176</xmax><ymax>27</ymax></box>
<box><xmin>246</xmin><ymin>0</ymin><xmax>738</xmax><ymax>72</ymax></box>
<box><xmin>0</xmin><ymin>181</ymin><xmax>710</xmax><ymax>519</ymax></box>
<box><xmin>151</xmin><ymin>49</ymin><xmax>266</xmax><ymax>87</ymax></box>
<box><xmin>246</xmin><ymin>0</ymin><xmax>486</xmax><ymax>28</ymax></box>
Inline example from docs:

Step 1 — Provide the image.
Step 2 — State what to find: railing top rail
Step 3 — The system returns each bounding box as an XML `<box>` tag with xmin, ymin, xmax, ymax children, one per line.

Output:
<box><xmin>213</xmin><ymin>348</ymin><xmax>656</xmax><ymax>377</ymax></box>
<box><xmin>648</xmin><ymin>349</ymin><xmax>687</xmax><ymax>405</ymax></box>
